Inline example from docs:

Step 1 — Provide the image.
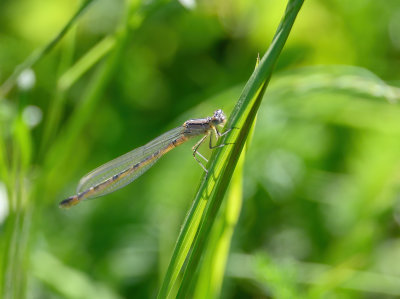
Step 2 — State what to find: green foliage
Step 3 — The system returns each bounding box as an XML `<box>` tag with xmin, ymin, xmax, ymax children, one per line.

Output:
<box><xmin>1</xmin><ymin>0</ymin><xmax>400</xmax><ymax>298</ymax></box>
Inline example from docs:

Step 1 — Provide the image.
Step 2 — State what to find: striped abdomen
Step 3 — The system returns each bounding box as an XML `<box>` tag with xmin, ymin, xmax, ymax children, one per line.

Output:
<box><xmin>59</xmin><ymin>135</ymin><xmax>189</xmax><ymax>208</ymax></box>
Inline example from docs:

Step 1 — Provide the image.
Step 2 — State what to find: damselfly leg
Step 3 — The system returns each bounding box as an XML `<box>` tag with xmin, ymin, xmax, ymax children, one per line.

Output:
<box><xmin>192</xmin><ymin>127</ymin><xmax>235</xmax><ymax>173</ymax></box>
<box><xmin>192</xmin><ymin>134</ymin><xmax>209</xmax><ymax>172</ymax></box>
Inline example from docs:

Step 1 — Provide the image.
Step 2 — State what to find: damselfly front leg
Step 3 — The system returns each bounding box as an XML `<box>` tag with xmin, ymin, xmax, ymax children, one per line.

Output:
<box><xmin>209</xmin><ymin>127</ymin><xmax>234</xmax><ymax>149</ymax></box>
<box><xmin>192</xmin><ymin>126</ymin><xmax>235</xmax><ymax>173</ymax></box>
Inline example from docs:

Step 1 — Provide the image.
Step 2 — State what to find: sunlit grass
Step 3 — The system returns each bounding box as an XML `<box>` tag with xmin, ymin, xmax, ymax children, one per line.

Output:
<box><xmin>1</xmin><ymin>0</ymin><xmax>400</xmax><ymax>298</ymax></box>
<box><xmin>0</xmin><ymin>1</ymin><xmax>159</xmax><ymax>297</ymax></box>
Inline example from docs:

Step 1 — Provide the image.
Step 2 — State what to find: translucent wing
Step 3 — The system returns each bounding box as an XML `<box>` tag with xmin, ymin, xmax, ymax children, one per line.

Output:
<box><xmin>77</xmin><ymin>126</ymin><xmax>185</xmax><ymax>199</ymax></box>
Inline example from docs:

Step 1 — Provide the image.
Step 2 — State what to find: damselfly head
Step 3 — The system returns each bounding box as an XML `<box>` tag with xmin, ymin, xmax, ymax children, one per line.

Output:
<box><xmin>212</xmin><ymin>109</ymin><xmax>226</xmax><ymax>126</ymax></box>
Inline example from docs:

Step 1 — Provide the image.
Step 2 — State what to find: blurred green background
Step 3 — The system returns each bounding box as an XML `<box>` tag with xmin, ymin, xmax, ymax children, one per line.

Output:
<box><xmin>1</xmin><ymin>0</ymin><xmax>400</xmax><ymax>298</ymax></box>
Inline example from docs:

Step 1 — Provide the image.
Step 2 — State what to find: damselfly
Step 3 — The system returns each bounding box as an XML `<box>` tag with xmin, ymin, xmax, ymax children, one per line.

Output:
<box><xmin>59</xmin><ymin>109</ymin><xmax>230</xmax><ymax>208</ymax></box>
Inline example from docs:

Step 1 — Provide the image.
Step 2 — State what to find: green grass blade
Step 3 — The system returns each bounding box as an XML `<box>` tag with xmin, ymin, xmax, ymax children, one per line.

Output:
<box><xmin>0</xmin><ymin>125</ymin><xmax>9</xmax><ymax>185</ymax></box>
<box><xmin>192</xmin><ymin>110</ymin><xmax>257</xmax><ymax>299</ymax></box>
<box><xmin>57</xmin><ymin>36</ymin><xmax>116</xmax><ymax>91</ymax></box>
<box><xmin>39</xmin><ymin>30</ymin><xmax>77</xmax><ymax>155</ymax></box>
<box><xmin>176</xmin><ymin>80</ymin><xmax>267</xmax><ymax>299</ymax></box>
<box><xmin>193</xmin><ymin>140</ymin><xmax>246</xmax><ymax>299</ymax></box>
<box><xmin>37</xmin><ymin>0</ymin><xmax>156</xmax><ymax>202</ymax></box>
<box><xmin>39</xmin><ymin>26</ymin><xmax>129</xmax><ymax>202</ymax></box>
<box><xmin>40</xmin><ymin>35</ymin><xmax>115</xmax><ymax>154</ymax></box>
<box><xmin>157</xmin><ymin>1</ymin><xmax>304</xmax><ymax>298</ymax></box>
<box><xmin>0</xmin><ymin>0</ymin><xmax>95</xmax><ymax>97</ymax></box>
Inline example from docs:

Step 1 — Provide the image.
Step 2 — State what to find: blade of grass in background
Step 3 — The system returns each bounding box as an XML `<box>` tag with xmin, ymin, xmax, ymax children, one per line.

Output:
<box><xmin>58</xmin><ymin>36</ymin><xmax>116</xmax><ymax>92</ymax></box>
<box><xmin>39</xmin><ymin>28</ymin><xmax>77</xmax><ymax>156</ymax></box>
<box><xmin>37</xmin><ymin>0</ymin><xmax>147</xmax><ymax>202</ymax></box>
<box><xmin>37</xmin><ymin>0</ymin><xmax>170</xmax><ymax>202</ymax></box>
<box><xmin>228</xmin><ymin>253</ymin><xmax>400</xmax><ymax>297</ymax></box>
<box><xmin>1</xmin><ymin>0</ymin><xmax>171</xmax><ymax>295</ymax></box>
<box><xmin>31</xmin><ymin>251</ymin><xmax>121</xmax><ymax>299</ymax></box>
<box><xmin>0</xmin><ymin>0</ymin><xmax>129</xmax><ymax>297</ymax></box>
<box><xmin>0</xmin><ymin>0</ymin><xmax>171</xmax><ymax>297</ymax></box>
<box><xmin>1</xmin><ymin>99</ymin><xmax>34</xmax><ymax>298</ymax></box>
<box><xmin>40</xmin><ymin>35</ymin><xmax>116</xmax><ymax>154</ymax></box>
<box><xmin>157</xmin><ymin>0</ymin><xmax>305</xmax><ymax>298</ymax></box>
<box><xmin>0</xmin><ymin>0</ymin><xmax>95</xmax><ymax>98</ymax></box>
<box><xmin>0</xmin><ymin>2</ymin><xmax>96</xmax><ymax>297</ymax></box>
<box><xmin>226</xmin><ymin>66</ymin><xmax>400</xmax><ymax>297</ymax></box>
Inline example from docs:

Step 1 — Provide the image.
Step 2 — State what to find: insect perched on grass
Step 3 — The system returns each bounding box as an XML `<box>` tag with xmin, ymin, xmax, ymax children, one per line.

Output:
<box><xmin>59</xmin><ymin>109</ymin><xmax>231</xmax><ymax>208</ymax></box>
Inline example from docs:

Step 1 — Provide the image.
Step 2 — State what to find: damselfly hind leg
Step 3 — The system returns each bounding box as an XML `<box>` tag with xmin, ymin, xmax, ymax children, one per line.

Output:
<box><xmin>192</xmin><ymin>134</ymin><xmax>209</xmax><ymax>173</ymax></box>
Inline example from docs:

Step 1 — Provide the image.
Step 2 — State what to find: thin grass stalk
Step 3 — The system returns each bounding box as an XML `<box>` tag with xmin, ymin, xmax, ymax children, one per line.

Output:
<box><xmin>40</xmin><ymin>30</ymin><xmax>77</xmax><ymax>156</ymax></box>
<box><xmin>0</xmin><ymin>0</ymin><xmax>95</xmax><ymax>97</ymax></box>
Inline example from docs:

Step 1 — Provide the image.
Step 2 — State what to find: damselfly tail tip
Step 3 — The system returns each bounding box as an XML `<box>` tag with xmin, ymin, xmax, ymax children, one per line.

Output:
<box><xmin>59</xmin><ymin>195</ymin><xmax>80</xmax><ymax>208</ymax></box>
